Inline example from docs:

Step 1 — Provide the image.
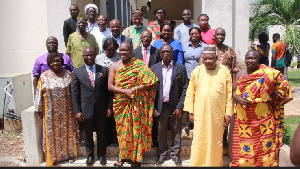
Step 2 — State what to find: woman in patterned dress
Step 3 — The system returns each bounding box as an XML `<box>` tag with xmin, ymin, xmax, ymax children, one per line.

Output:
<box><xmin>148</xmin><ymin>6</ymin><xmax>166</xmax><ymax>40</ymax></box>
<box><xmin>34</xmin><ymin>52</ymin><xmax>77</xmax><ymax>166</ymax></box>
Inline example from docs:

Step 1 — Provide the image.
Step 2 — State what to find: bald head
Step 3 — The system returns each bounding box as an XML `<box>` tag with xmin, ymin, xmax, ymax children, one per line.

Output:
<box><xmin>97</xmin><ymin>15</ymin><xmax>107</xmax><ymax>28</ymax></box>
<box><xmin>120</xmin><ymin>42</ymin><xmax>132</xmax><ymax>51</ymax></box>
<box><xmin>215</xmin><ymin>27</ymin><xmax>226</xmax><ymax>44</ymax></box>
<box><xmin>46</xmin><ymin>36</ymin><xmax>58</xmax><ymax>53</ymax></box>
<box><xmin>119</xmin><ymin>42</ymin><xmax>133</xmax><ymax>63</ymax></box>
<box><xmin>245</xmin><ymin>50</ymin><xmax>260</xmax><ymax>69</ymax></box>
<box><xmin>245</xmin><ymin>50</ymin><xmax>259</xmax><ymax>59</ymax></box>
<box><xmin>110</xmin><ymin>19</ymin><xmax>121</xmax><ymax>38</ymax></box>
<box><xmin>83</xmin><ymin>47</ymin><xmax>96</xmax><ymax>66</ymax></box>
<box><xmin>46</xmin><ymin>36</ymin><xmax>57</xmax><ymax>43</ymax></box>
<box><xmin>84</xmin><ymin>47</ymin><xmax>95</xmax><ymax>54</ymax></box>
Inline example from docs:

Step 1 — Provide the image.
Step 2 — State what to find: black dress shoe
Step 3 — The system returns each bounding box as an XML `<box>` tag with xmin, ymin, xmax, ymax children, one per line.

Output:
<box><xmin>99</xmin><ymin>156</ymin><xmax>107</xmax><ymax>165</ymax></box>
<box><xmin>173</xmin><ymin>157</ymin><xmax>182</xmax><ymax>166</ymax></box>
<box><xmin>86</xmin><ymin>156</ymin><xmax>94</xmax><ymax>166</ymax></box>
<box><xmin>156</xmin><ymin>157</ymin><xmax>167</xmax><ymax>165</ymax></box>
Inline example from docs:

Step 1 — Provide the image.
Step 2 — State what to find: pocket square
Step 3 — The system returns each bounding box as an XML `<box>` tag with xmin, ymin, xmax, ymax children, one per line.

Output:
<box><xmin>98</xmin><ymin>73</ymin><xmax>104</xmax><ymax>78</ymax></box>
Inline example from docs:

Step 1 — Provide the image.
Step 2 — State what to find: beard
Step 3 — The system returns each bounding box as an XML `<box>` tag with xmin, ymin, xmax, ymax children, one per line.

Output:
<box><xmin>133</xmin><ymin>24</ymin><xmax>142</xmax><ymax>29</ymax></box>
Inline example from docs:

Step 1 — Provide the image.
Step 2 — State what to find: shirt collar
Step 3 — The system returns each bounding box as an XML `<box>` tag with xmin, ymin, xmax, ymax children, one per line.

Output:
<box><xmin>142</xmin><ymin>45</ymin><xmax>151</xmax><ymax>51</ymax></box>
<box><xmin>162</xmin><ymin>60</ymin><xmax>173</xmax><ymax>68</ymax></box>
<box><xmin>85</xmin><ymin>64</ymin><xmax>95</xmax><ymax>70</ymax></box>
<box><xmin>188</xmin><ymin>41</ymin><xmax>203</xmax><ymax>48</ymax></box>
<box><xmin>111</xmin><ymin>33</ymin><xmax>121</xmax><ymax>39</ymax></box>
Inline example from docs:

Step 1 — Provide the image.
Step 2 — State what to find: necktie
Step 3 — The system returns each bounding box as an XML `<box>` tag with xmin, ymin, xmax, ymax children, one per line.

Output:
<box><xmin>143</xmin><ymin>48</ymin><xmax>149</xmax><ymax>67</ymax></box>
<box><xmin>89</xmin><ymin>66</ymin><xmax>94</xmax><ymax>88</ymax></box>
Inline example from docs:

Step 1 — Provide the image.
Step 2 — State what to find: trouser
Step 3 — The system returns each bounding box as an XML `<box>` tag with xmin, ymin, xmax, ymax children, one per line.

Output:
<box><xmin>276</xmin><ymin>67</ymin><xmax>287</xmax><ymax>79</ymax></box>
<box><xmin>106</xmin><ymin>116</ymin><xmax>117</xmax><ymax>144</ymax></box>
<box><xmin>157</xmin><ymin>102</ymin><xmax>182</xmax><ymax>159</ymax></box>
<box><xmin>82</xmin><ymin>109</ymin><xmax>107</xmax><ymax>158</ymax></box>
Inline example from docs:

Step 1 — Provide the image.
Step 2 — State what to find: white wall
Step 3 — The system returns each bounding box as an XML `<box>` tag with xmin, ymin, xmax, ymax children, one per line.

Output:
<box><xmin>0</xmin><ymin>0</ymin><xmax>48</xmax><ymax>74</ymax></box>
<box><xmin>0</xmin><ymin>0</ymin><xmax>71</xmax><ymax>75</ymax></box>
<box><xmin>201</xmin><ymin>0</ymin><xmax>249</xmax><ymax>62</ymax></box>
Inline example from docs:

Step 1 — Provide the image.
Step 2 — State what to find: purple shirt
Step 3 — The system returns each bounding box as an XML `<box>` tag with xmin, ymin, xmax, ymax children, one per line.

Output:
<box><xmin>162</xmin><ymin>61</ymin><xmax>173</xmax><ymax>102</ymax></box>
<box><xmin>32</xmin><ymin>53</ymin><xmax>75</xmax><ymax>77</ymax></box>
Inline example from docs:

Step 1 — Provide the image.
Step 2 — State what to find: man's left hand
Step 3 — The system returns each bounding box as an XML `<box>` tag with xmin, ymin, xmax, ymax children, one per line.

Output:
<box><xmin>173</xmin><ymin>109</ymin><xmax>183</xmax><ymax>118</ymax></box>
<box><xmin>106</xmin><ymin>109</ymin><xmax>113</xmax><ymax>118</ymax></box>
<box><xmin>224</xmin><ymin>115</ymin><xmax>231</xmax><ymax>126</ymax></box>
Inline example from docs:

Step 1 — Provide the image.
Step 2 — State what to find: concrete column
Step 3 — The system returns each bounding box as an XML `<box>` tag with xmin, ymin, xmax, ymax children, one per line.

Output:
<box><xmin>99</xmin><ymin>0</ymin><xmax>107</xmax><ymax>15</ymax></box>
<box><xmin>21</xmin><ymin>106</ymin><xmax>44</xmax><ymax>166</ymax></box>
<box><xmin>233</xmin><ymin>0</ymin><xmax>250</xmax><ymax>61</ymax></box>
<box><xmin>203</xmin><ymin>0</ymin><xmax>233</xmax><ymax>47</ymax></box>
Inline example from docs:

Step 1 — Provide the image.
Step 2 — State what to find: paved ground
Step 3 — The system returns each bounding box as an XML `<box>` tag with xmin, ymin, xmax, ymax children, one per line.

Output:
<box><xmin>285</xmin><ymin>87</ymin><xmax>300</xmax><ymax>116</ymax></box>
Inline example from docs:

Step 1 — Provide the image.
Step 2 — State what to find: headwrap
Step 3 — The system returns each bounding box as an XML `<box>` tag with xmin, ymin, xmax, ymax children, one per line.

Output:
<box><xmin>203</xmin><ymin>46</ymin><xmax>216</xmax><ymax>54</ymax></box>
<box><xmin>77</xmin><ymin>13</ymin><xmax>88</xmax><ymax>20</ymax></box>
<box><xmin>85</xmin><ymin>4</ymin><xmax>98</xmax><ymax>14</ymax></box>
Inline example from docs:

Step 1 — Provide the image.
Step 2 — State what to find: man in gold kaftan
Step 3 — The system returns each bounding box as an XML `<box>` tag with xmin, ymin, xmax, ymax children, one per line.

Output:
<box><xmin>183</xmin><ymin>47</ymin><xmax>233</xmax><ymax>166</ymax></box>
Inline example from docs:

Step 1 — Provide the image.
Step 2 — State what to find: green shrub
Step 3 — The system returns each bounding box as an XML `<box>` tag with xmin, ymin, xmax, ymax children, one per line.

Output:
<box><xmin>283</xmin><ymin>116</ymin><xmax>300</xmax><ymax>146</ymax></box>
<box><xmin>290</xmin><ymin>61</ymin><xmax>298</xmax><ymax>68</ymax></box>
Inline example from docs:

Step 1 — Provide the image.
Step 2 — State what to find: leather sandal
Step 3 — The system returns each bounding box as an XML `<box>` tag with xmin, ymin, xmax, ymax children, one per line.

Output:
<box><xmin>131</xmin><ymin>161</ymin><xmax>141</xmax><ymax>167</ymax></box>
<box><xmin>113</xmin><ymin>159</ymin><xmax>125</xmax><ymax>167</ymax></box>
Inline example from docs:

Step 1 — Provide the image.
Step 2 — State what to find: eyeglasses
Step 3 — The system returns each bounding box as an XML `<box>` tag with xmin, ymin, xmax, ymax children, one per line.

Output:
<box><xmin>160</xmin><ymin>50</ymin><xmax>172</xmax><ymax>54</ymax></box>
<box><xmin>98</xmin><ymin>19</ymin><xmax>107</xmax><ymax>21</ymax></box>
<box><xmin>141</xmin><ymin>36</ymin><xmax>151</xmax><ymax>39</ymax></box>
<box><xmin>119</xmin><ymin>49</ymin><xmax>130</xmax><ymax>53</ymax></box>
<box><xmin>156</xmin><ymin>12</ymin><xmax>164</xmax><ymax>14</ymax></box>
<box><xmin>50</xmin><ymin>59</ymin><xmax>61</xmax><ymax>64</ymax></box>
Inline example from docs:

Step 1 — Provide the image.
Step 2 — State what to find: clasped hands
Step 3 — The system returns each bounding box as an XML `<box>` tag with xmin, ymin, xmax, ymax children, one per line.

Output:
<box><xmin>124</xmin><ymin>87</ymin><xmax>138</xmax><ymax>98</ymax></box>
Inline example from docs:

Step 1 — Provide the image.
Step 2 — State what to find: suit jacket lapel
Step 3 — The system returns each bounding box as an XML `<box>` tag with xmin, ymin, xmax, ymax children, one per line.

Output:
<box><xmin>171</xmin><ymin>62</ymin><xmax>178</xmax><ymax>85</ymax></box>
<box><xmin>94</xmin><ymin>65</ymin><xmax>102</xmax><ymax>89</ymax></box>
<box><xmin>136</xmin><ymin>46</ymin><xmax>143</xmax><ymax>60</ymax></box>
<box><xmin>157</xmin><ymin>64</ymin><xmax>163</xmax><ymax>89</ymax></box>
<box><xmin>82</xmin><ymin>65</ymin><xmax>94</xmax><ymax>90</ymax></box>
<box><xmin>120</xmin><ymin>35</ymin><xmax>125</xmax><ymax>43</ymax></box>
<box><xmin>149</xmin><ymin>46</ymin><xmax>157</xmax><ymax>67</ymax></box>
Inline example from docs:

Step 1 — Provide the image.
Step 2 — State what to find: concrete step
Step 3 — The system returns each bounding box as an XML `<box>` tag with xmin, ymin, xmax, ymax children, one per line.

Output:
<box><xmin>38</xmin><ymin>156</ymin><xmax>231</xmax><ymax>167</ymax></box>
<box><xmin>77</xmin><ymin>143</ymin><xmax>229</xmax><ymax>157</ymax></box>
<box><xmin>78</xmin><ymin>129</ymin><xmax>229</xmax><ymax>157</ymax></box>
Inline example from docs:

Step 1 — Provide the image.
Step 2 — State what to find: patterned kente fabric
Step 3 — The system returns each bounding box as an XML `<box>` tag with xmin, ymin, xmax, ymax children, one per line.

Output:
<box><xmin>113</xmin><ymin>58</ymin><xmax>158</xmax><ymax>162</ymax></box>
<box><xmin>34</xmin><ymin>71</ymin><xmax>77</xmax><ymax>166</ymax></box>
<box><xmin>230</xmin><ymin>64</ymin><xmax>293</xmax><ymax>167</ymax></box>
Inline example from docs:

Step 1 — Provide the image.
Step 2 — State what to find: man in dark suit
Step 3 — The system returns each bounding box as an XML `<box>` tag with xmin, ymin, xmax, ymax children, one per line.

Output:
<box><xmin>151</xmin><ymin>44</ymin><xmax>188</xmax><ymax>166</ymax></box>
<box><xmin>72</xmin><ymin>47</ymin><xmax>113</xmax><ymax>166</ymax></box>
<box><xmin>133</xmin><ymin>30</ymin><xmax>161</xmax><ymax>68</ymax></box>
<box><xmin>63</xmin><ymin>4</ymin><xmax>79</xmax><ymax>47</ymax></box>
<box><xmin>132</xmin><ymin>29</ymin><xmax>161</xmax><ymax>147</ymax></box>
<box><xmin>102</xmin><ymin>19</ymin><xmax>132</xmax><ymax>52</ymax></box>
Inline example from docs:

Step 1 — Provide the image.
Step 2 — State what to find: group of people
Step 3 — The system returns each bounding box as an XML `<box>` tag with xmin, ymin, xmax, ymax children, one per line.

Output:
<box><xmin>32</xmin><ymin>2</ymin><xmax>294</xmax><ymax>167</ymax></box>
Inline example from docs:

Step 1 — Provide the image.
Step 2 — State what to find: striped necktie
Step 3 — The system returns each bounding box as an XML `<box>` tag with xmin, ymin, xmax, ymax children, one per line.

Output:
<box><xmin>143</xmin><ymin>47</ymin><xmax>149</xmax><ymax>67</ymax></box>
<box><xmin>89</xmin><ymin>66</ymin><xmax>94</xmax><ymax>87</ymax></box>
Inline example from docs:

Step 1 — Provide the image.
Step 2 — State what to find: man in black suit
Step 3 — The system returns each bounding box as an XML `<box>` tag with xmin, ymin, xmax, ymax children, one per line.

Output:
<box><xmin>132</xmin><ymin>29</ymin><xmax>161</xmax><ymax>147</ymax></box>
<box><xmin>63</xmin><ymin>4</ymin><xmax>80</xmax><ymax>47</ymax></box>
<box><xmin>133</xmin><ymin>30</ymin><xmax>161</xmax><ymax>68</ymax></box>
<box><xmin>151</xmin><ymin>44</ymin><xmax>188</xmax><ymax>166</ymax></box>
<box><xmin>72</xmin><ymin>47</ymin><xmax>113</xmax><ymax>166</ymax></box>
<box><xmin>102</xmin><ymin>19</ymin><xmax>132</xmax><ymax>52</ymax></box>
